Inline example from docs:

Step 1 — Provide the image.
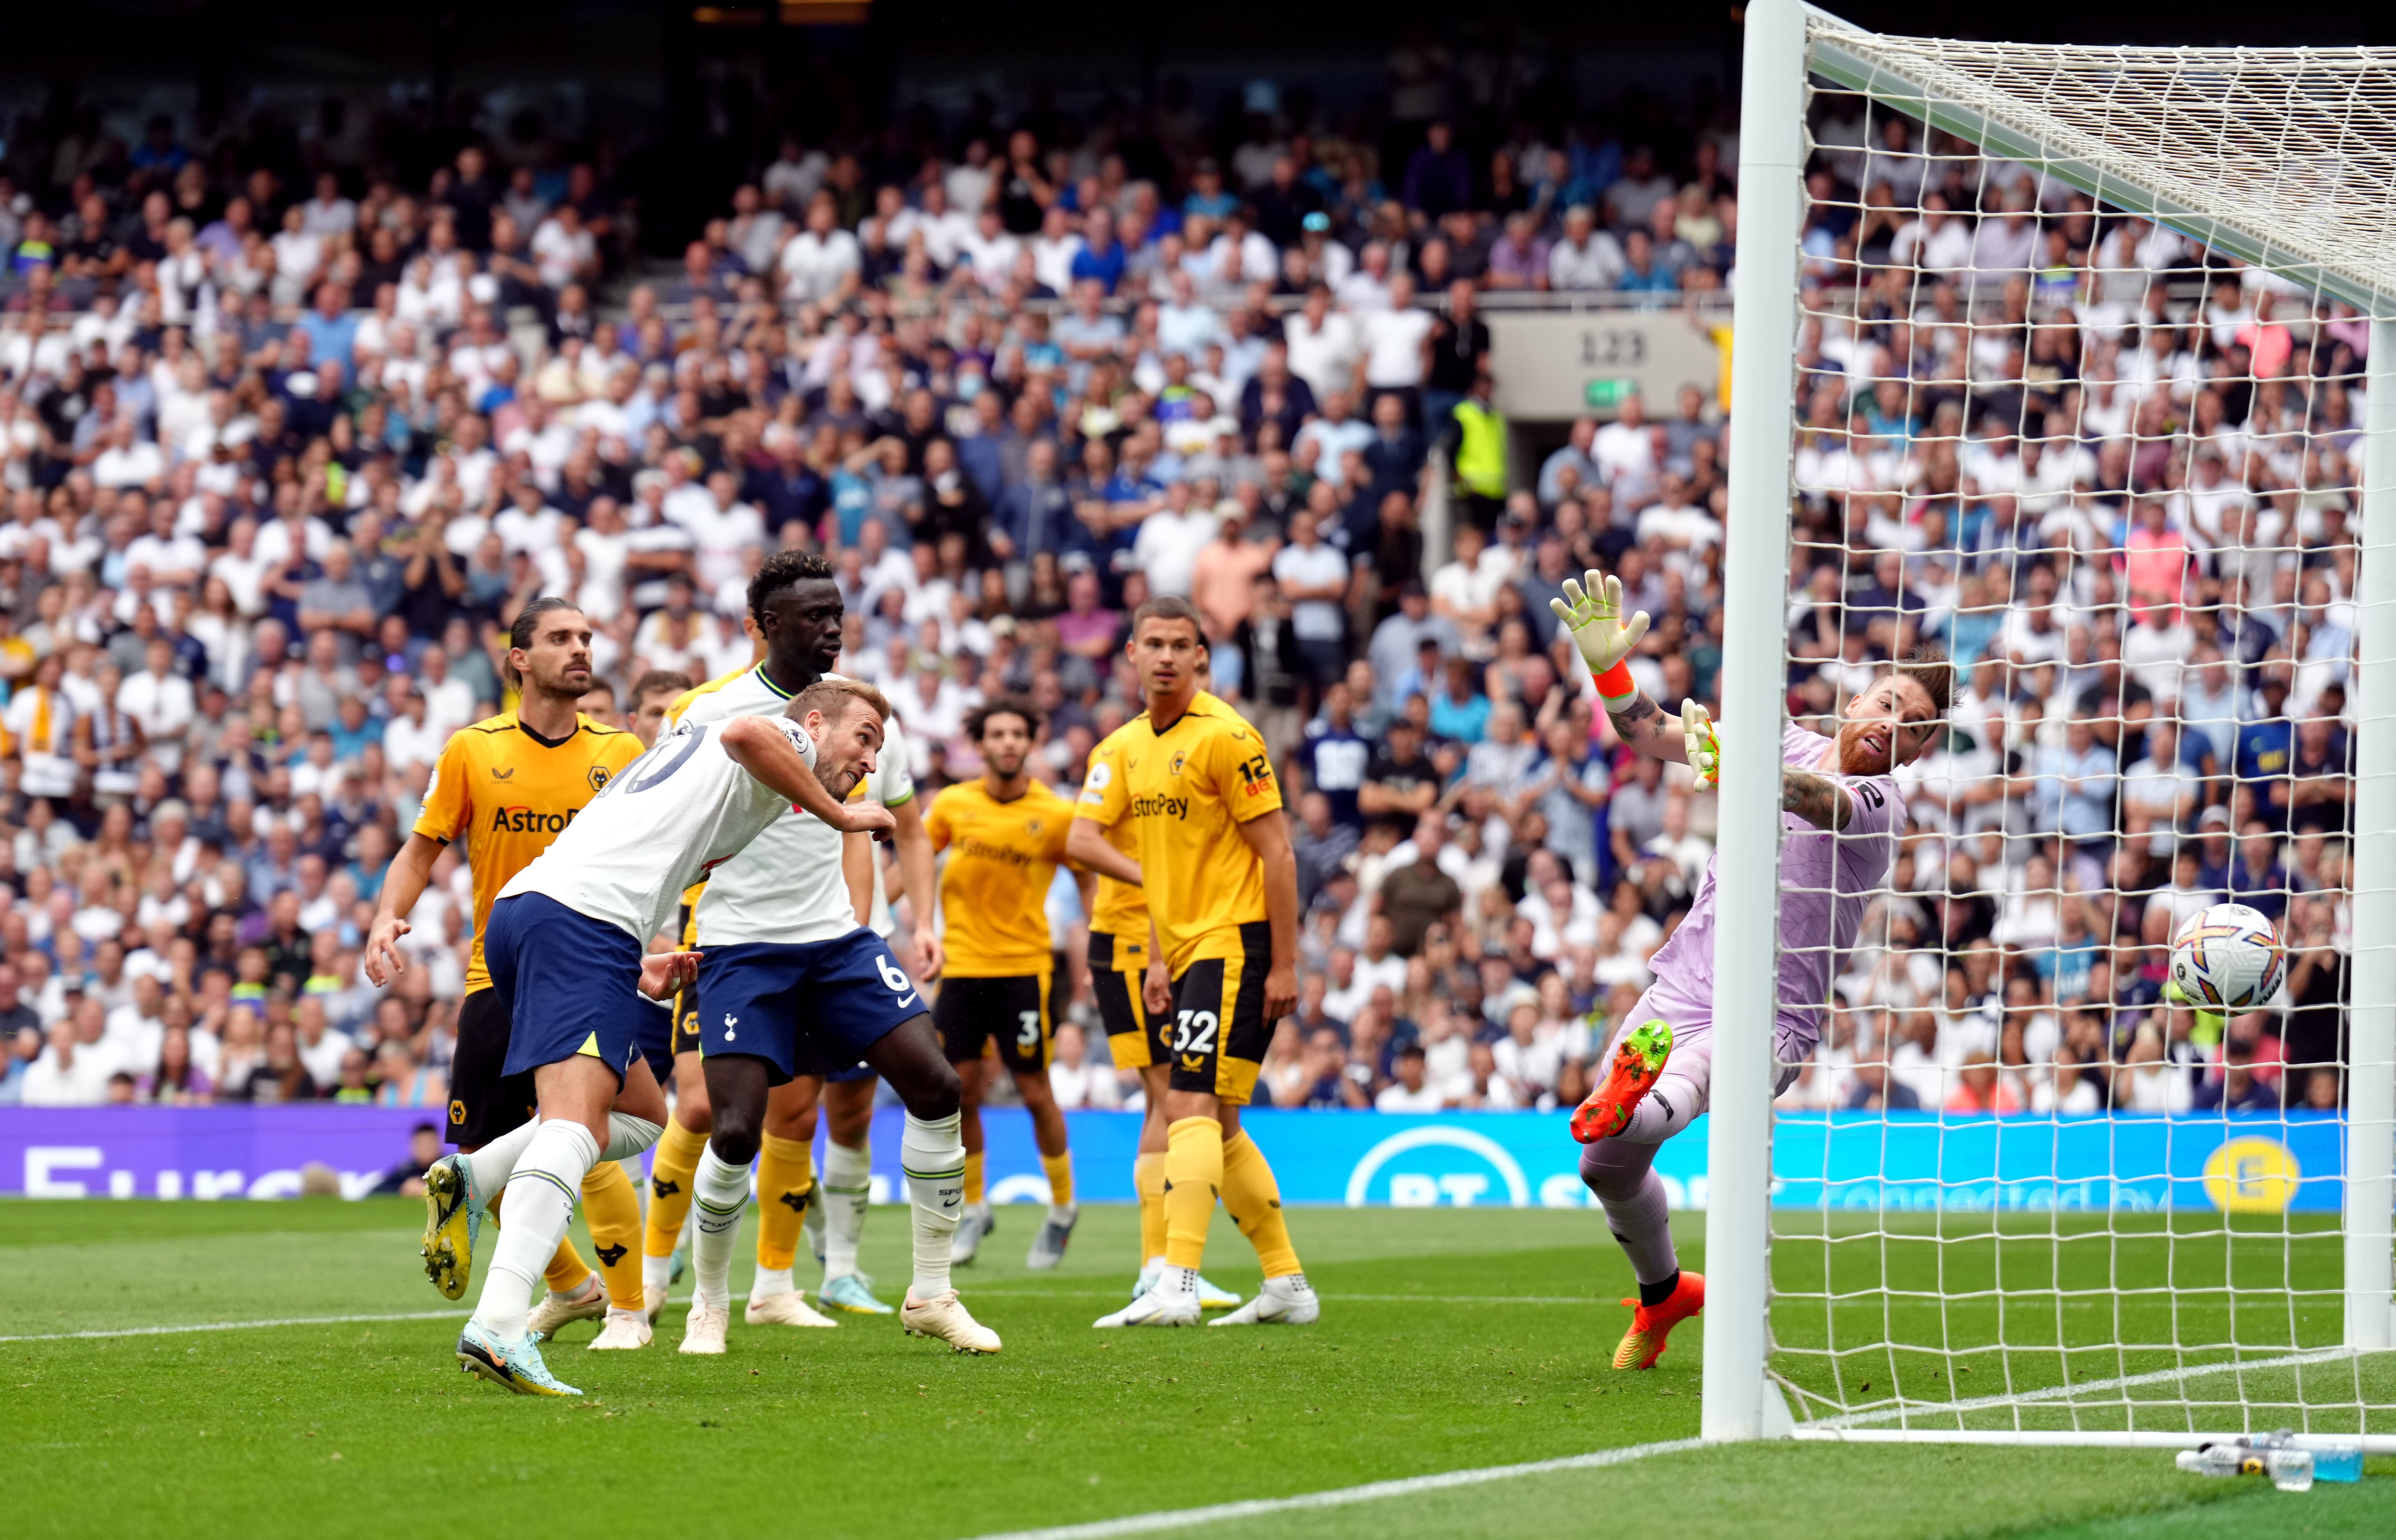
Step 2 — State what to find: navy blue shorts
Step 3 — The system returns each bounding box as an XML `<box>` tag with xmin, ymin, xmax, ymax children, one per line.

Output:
<box><xmin>698</xmin><ymin>928</ymin><xmax>924</xmax><ymax>1086</ymax></box>
<box><xmin>631</xmin><ymin>1000</ymin><xmax>674</xmax><ymax>1083</ymax></box>
<box><xmin>487</xmin><ymin>892</ymin><xmax>649</xmax><ymax>1082</ymax></box>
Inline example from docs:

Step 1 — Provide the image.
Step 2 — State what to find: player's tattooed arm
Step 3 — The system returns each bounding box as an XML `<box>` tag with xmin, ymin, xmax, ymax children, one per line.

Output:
<box><xmin>1780</xmin><ymin>765</ymin><xmax>1853</xmax><ymax>831</ymax></box>
<box><xmin>1607</xmin><ymin>691</ymin><xmax>1689</xmax><ymax>764</ymax></box>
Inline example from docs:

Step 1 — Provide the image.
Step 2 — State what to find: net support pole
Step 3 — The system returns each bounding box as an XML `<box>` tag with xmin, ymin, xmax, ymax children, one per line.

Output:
<box><xmin>2349</xmin><ymin>317</ymin><xmax>2396</xmax><ymax>1355</ymax></box>
<box><xmin>1700</xmin><ymin>0</ymin><xmax>1808</xmax><ymax>1443</ymax></box>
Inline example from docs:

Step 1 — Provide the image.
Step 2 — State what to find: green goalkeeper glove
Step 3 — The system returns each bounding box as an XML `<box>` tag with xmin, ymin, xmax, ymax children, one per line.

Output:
<box><xmin>1681</xmin><ymin>700</ymin><xmax>1721</xmax><ymax>791</ymax></box>
<box><xmin>1547</xmin><ymin>569</ymin><xmax>1650</xmax><ymax>709</ymax></box>
<box><xmin>2161</xmin><ymin>979</ymin><xmax>2225</xmax><ymax>1044</ymax></box>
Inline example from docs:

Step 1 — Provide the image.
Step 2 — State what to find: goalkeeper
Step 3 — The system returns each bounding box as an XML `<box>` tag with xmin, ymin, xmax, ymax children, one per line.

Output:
<box><xmin>1549</xmin><ymin>567</ymin><xmax>1951</xmax><ymax>1370</ymax></box>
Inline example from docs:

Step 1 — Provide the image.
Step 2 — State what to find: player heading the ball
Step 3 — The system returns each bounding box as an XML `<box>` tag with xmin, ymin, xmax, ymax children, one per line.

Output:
<box><xmin>449</xmin><ymin>679</ymin><xmax>894</xmax><ymax>1397</ymax></box>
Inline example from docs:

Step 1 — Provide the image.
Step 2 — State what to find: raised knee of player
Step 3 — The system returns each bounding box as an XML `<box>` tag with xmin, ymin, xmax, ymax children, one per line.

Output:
<box><xmin>1571</xmin><ymin>1017</ymin><xmax>1675</xmax><ymax>1144</ymax></box>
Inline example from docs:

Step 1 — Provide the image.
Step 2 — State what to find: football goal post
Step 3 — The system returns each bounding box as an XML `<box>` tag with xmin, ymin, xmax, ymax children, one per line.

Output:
<box><xmin>1704</xmin><ymin>0</ymin><xmax>2396</xmax><ymax>1450</ymax></box>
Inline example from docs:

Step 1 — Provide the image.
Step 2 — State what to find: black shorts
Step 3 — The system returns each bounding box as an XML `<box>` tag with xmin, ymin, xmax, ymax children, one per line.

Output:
<box><xmin>932</xmin><ymin>973</ymin><xmax>1053</xmax><ymax>1073</ymax></box>
<box><xmin>1088</xmin><ymin>930</ymin><xmax>1156</xmax><ymax>1070</ymax></box>
<box><xmin>669</xmin><ymin>903</ymin><xmax>703</xmax><ymax>1056</ymax></box>
<box><xmin>447</xmin><ymin>987</ymin><xmax>537</xmax><ymax>1148</ymax></box>
<box><xmin>1165</xmin><ymin>921</ymin><xmax>1275</xmax><ymax>1105</ymax></box>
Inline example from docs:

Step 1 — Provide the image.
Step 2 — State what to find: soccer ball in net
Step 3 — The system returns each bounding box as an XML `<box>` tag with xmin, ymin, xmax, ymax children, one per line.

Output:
<box><xmin>2168</xmin><ymin>903</ymin><xmax>2286</xmax><ymax>1011</ymax></box>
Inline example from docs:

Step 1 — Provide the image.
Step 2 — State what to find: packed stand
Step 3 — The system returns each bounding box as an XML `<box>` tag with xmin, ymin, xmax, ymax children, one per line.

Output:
<box><xmin>0</xmin><ymin>89</ymin><xmax>2354</xmax><ymax>1122</ymax></box>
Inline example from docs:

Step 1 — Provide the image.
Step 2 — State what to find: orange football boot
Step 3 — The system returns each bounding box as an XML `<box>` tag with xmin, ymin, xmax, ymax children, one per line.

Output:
<box><xmin>1613</xmin><ymin>1271</ymin><xmax>1705</xmax><ymax>1370</ymax></box>
<box><xmin>1571</xmin><ymin>1018</ymin><xmax>1673</xmax><ymax>1143</ymax></box>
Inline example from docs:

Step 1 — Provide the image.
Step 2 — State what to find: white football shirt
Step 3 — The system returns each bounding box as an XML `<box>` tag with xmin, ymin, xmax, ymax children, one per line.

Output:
<box><xmin>671</xmin><ymin>666</ymin><xmax>915</xmax><ymax>947</ymax></box>
<box><xmin>497</xmin><ymin>713</ymin><xmax>813</xmax><ymax>945</ymax></box>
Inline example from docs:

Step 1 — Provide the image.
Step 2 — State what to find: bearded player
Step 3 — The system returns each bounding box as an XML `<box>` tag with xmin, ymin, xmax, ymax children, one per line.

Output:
<box><xmin>1549</xmin><ymin>568</ymin><xmax>1949</xmax><ymax>1371</ymax></box>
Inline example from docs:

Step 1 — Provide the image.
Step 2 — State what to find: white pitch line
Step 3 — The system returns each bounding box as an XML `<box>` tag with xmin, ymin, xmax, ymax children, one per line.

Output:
<box><xmin>0</xmin><ymin>1307</ymin><xmax>472</xmax><ymax>1344</ymax></box>
<box><xmin>1799</xmin><ymin>1346</ymin><xmax>2362</xmax><ymax>1431</ymax></box>
<box><xmin>951</xmin><ymin>1438</ymin><xmax>1708</xmax><ymax>1540</ymax></box>
<box><xmin>963</xmin><ymin>1290</ymin><xmax>1604</xmax><ymax>1306</ymax></box>
<box><xmin>0</xmin><ymin>1290</ymin><xmax>1608</xmax><ymax>1345</ymax></box>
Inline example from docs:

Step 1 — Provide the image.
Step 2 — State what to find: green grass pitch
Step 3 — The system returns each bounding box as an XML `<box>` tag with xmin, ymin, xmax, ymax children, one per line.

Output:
<box><xmin>5</xmin><ymin>1199</ymin><xmax>2391</xmax><ymax>1539</ymax></box>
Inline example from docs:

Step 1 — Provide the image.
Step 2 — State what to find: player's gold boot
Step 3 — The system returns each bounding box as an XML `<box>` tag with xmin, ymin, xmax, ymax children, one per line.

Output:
<box><xmin>1572</xmin><ymin>1019</ymin><xmax>1673</xmax><ymax>1144</ymax></box>
<box><xmin>419</xmin><ymin>1154</ymin><xmax>479</xmax><ymax>1300</ymax></box>
<box><xmin>1612</xmin><ymin>1271</ymin><xmax>1705</xmax><ymax>1370</ymax></box>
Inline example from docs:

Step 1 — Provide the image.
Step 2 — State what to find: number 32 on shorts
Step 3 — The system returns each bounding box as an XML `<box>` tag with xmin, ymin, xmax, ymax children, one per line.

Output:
<box><xmin>1170</xmin><ymin>1009</ymin><xmax>1218</xmax><ymax>1055</ymax></box>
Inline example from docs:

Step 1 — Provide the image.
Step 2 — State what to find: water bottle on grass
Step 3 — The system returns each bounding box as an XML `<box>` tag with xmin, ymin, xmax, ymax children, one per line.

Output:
<box><xmin>2173</xmin><ymin>1434</ymin><xmax>2317</xmax><ymax>1492</ymax></box>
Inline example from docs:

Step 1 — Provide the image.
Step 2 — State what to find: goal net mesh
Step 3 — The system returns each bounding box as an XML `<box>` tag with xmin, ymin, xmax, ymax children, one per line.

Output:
<box><xmin>1761</xmin><ymin>15</ymin><xmax>2396</xmax><ymax>1440</ymax></box>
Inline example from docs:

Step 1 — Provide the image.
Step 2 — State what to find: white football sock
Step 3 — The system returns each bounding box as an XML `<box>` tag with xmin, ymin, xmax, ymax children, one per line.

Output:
<box><xmin>1161</xmin><ymin>1265</ymin><xmax>1199</xmax><ymax>1300</ymax></box>
<box><xmin>822</xmin><ymin>1138</ymin><xmax>871</xmax><ymax>1279</ymax></box>
<box><xmin>603</xmin><ymin>1113</ymin><xmax>663</xmax><ymax>1162</ymax></box>
<box><xmin>901</xmin><ymin>1112</ymin><xmax>965</xmax><ymax>1298</ymax></box>
<box><xmin>750</xmin><ymin>1265</ymin><xmax>793</xmax><ymax>1303</ymax></box>
<box><xmin>462</xmin><ymin>1117</ymin><xmax>546</xmax><ymax>1209</ymax></box>
<box><xmin>642</xmin><ymin>1250</ymin><xmax>673</xmax><ymax>1301</ymax></box>
<box><xmin>690</xmin><ymin>1142</ymin><xmax>753</xmax><ymax>1313</ymax></box>
<box><xmin>1047</xmin><ymin>1201</ymin><xmax>1076</xmax><ymax>1227</ymax></box>
<box><xmin>469</xmin><ymin>1120</ymin><xmax>599</xmax><ymax>1341</ymax></box>
<box><xmin>1582</xmin><ymin>1139</ymin><xmax>1681</xmax><ymax>1286</ymax></box>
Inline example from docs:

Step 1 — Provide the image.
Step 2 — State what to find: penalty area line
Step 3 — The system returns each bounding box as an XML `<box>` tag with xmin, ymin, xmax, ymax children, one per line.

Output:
<box><xmin>951</xmin><ymin>1438</ymin><xmax>1707</xmax><ymax>1540</ymax></box>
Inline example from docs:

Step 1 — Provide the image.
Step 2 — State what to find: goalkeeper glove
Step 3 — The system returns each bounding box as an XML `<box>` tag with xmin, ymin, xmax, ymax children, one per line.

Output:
<box><xmin>1681</xmin><ymin>700</ymin><xmax>1721</xmax><ymax>792</ymax></box>
<box><xmin>1547</xmin><ymin>569</ymin><xmax>1650</xmax><ymax>710</ymax></box>
<box><xmin>2161</xmin><ymin>980</ymin><xmax>2225</xmax><ymax>1044</ymax></box>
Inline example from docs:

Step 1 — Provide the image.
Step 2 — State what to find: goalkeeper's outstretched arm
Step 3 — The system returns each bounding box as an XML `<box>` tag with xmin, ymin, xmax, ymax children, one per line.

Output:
<box><xmin>1606</xmin><ymin>690</ymin><xmax>1686</xmax><ymax>763</ymax></box>
<box><xmin>1548</xmin><ymin>569</ymin><xmax>1686</xmax><ymax>765</ymax></box>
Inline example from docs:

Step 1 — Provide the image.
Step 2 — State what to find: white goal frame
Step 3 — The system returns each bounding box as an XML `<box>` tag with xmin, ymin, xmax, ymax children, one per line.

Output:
<box><xmin>1703</xmin><ymin>0</ymin><xmax>2396</xmax><ymax>1449</ymax></box>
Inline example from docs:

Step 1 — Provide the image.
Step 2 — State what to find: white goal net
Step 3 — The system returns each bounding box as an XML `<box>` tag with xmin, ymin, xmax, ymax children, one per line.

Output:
<box><xmin>1701</xmin><ymin>0</ymin><xmax>2396</xmax><ymax>1451</ymax></box>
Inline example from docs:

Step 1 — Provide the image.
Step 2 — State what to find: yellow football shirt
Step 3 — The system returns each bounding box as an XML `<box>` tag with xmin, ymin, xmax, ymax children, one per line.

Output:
<box><xmin>413</xmin><ymin>711</ymin><xmax>644</xmax><ymax>992</ymax></box>
<box><xmin>1082</xmin><ymin>723</ymin><xmax>1149</xmax><ymax>957</ymax></box>
<box><xmin>924</xmin><ymin>779</ymin><xmax>1077</xmax><ymax>978</ymax></box>
<box><xmin>1076</xmin><ymin>691</ymin><xmax>1281</xmax><ymax>975</ymax></box>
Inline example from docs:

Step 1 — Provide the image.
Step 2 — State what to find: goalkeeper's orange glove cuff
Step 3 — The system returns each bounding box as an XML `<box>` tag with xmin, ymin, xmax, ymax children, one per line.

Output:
<box><xmin>1594</xmin><ymin>659</ymin><xmax>1637</xmax><ymax>712</ymax></box>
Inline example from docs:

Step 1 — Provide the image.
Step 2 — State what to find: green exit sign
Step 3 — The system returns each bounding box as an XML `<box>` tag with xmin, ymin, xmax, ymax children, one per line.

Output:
<box><xmin>1584</xmin><ymin>378</ymin><xmax>1638</xmax><ymax>409</ymax></box>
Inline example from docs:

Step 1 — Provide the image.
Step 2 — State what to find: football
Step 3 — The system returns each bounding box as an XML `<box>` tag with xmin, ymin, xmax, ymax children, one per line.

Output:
<box><xmin>2169</xmin><ymin>903</ymin><xmax>2287</xmax><ymax>1010</ymax></box>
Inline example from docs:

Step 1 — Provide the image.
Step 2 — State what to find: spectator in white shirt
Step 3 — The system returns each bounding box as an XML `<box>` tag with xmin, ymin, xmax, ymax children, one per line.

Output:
<box><xmin>381</xmin><ymin>685</ymin><xmax>443</xmax><ymax>774</ymax></box>
<box><xmin>1375</xmin><ymin>1042</ymin><xmax>1448</xmax><ymax>1111</ymax></box>
<box><xmin>19</xmin><ymin>1017</ymin><xmax>115</xmax><ymax>1106</ymax></box>
<box><xmin>1358</xmin><ymin>272</ymin><xmax>1433</xmax><ymax>395</ymax></box>
<box><xmin>1294</xmin><ymin>390</ymin><xmax>1375</xmax><ymax>490</ymax></box>
<box><xmin>778</xmin><ymin>192</ymin><xmax>861</xmax><ymax>306</ymax></box>
<box><xmin>1548</xmin><ymin>206</ymin><xmax>1627</xmax><ymax>291</ymax></box>
<box><xmin>1592</xmin><ymin>392</ymin><xmax>1659</xmax><ymax>486</ymax></box>
<box><xmin>117</xmin><ymin>637</ymin><xmax>194</xmax><ymax>772</ymax></box>
<box><xmin>958</xmin><ymin>207</ymin><xmax>1024</xmax><ymax>293</ymax></box>
<box><xmin>1131</xmin><ymin>480</ymin><xmax>1218</xmax><ymax>599</ymax></box>
<box><xmin>1045</xmin><ymin>1021</ymin><xmax>1124</xmax><ymax>1110</ymax></box>
<box><xmin>300</xmin><ymin>172</ymin><xmax>357</xmax><ymax>237</ymax></box>
<box><xmin>1283</xmin><ymin>284</ymin><xmax>1359</xmax><ymax>406</ymax></box>
<box><xmin>530</xmin><ymin>203</ymin><xmax>597</xmax><ymax>291</ymax></box>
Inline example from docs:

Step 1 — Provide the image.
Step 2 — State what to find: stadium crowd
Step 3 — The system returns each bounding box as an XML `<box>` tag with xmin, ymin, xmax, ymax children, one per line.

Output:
<box><xmin>0</xmin><ymin>87</ymin><xmax>2360</xmax><ymax>1124</ymax></box>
